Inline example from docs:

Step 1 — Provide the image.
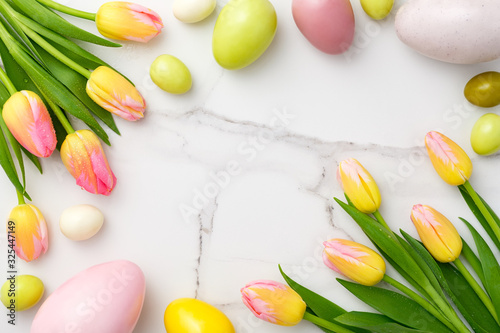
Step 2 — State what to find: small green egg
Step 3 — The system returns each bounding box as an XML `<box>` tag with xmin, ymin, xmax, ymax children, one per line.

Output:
<box><xmin>464</xmin><ymin>71</ymin><xmax>500</xmax><ymax>108</ymax></box>
<box><xmin>471</xmin><ymin>113</ymin><xmax>500</xmax><ymax>155</ymax></box>
<box><xmin>360</xmin><ymin>0</ymin><xmax>394</xmax><ymax>20</ymax></box>
<box><xmin>150</xmin><ymin>55</ymin><xmax>192</xmax><ymax>94</ymax></box>
<box><xmin>1</xmin><ymin>275</ymin><xmax>44</xmax><ymax>311</ymax></box>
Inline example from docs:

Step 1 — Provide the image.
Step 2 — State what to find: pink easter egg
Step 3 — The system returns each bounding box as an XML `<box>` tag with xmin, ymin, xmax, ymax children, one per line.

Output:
<box><xmin>31</xmin><ymin>260</ymin><xmax>145</xmax><ymax>333</ymax></box>
<box><xmin>292</xmin><ymin>0</ymin><xmax>355</xmax><ymax>54</ymax></box>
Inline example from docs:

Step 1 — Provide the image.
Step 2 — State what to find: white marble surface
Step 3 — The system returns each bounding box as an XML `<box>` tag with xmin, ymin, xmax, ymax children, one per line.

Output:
<box><xmin>1</xmin><ymin>0</ymin><xmax>500</xmax><ymax>332</ymax></box>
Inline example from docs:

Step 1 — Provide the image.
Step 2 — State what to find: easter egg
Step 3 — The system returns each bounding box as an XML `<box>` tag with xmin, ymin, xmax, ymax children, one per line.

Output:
<box><xmin>360</xmin><ymin>0</ymin><xmax>394</xmax><ymax>20</ymax></box>
<box><xmin>173</xmin><ymin>0</ymin><xmax>216</xmax><ymax>23</ymax></box>
<box><xmin>1</xmin><ymin>275</ymin><xmax>44</xmax><ymax>311</ymax></box>
<box><xmin>212</xmin><ymin>0</ymin><xmax>277</xmax><ymax>70</ymax></box>
<box><xmin>31</xmin><ymin>260</ymin><xmax>145</xmax><ymax>333</ymax></box>
<box><xmin>395</xmin><ymin>0</ymin><xmax>500</xmax><ymax>64</ymax></box>
<box><xmin>471</xmin><ymin>113</ymin><xmax>500</xmax><ymax>155</ymax></box>
<box><xmin>292</xmin><ymin>0</ymin><xmax>355</xmax><ymax>54</ymax></box>
<box><xmin>164</xmin><ymin>298</ymin><xmax>235</xmax><ymax>332</ymax></box>
<box><xmin>150</xmin><ymin>55</ymin><xmax>192</xmax><ymax>94</ymax></box>
<box><xmin>464</xmin><ymin>71</ymin><xmax>500</xmax><ymax>108</ymax></box>
<box><xmin>59</xmin><ymin>204</ymin><xmax>104</xmax><ymax>241</ymax></box>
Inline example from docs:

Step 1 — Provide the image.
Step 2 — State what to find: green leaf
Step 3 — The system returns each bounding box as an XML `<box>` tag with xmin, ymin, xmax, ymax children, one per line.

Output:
<box><xmin>11</xmin><ymin>0</ymin><xmax>120</xmax><ymax>47</ymax></box>
<box><xmin>439</xmin><ymin>263</ymin><xmax>500</xmax><ymax>333</ymax></box>
<box><xmin>0</xmin><ymin>128</ymin><xmax>25</xmax><ymax>195</ymax></box>
<box><xmin>335</xmin><ymin>312</ymin><xmax>434</xmax><ymax>333</ymax></box>
<box><xmin>337</xmin><ymin>279</ymin><xmax>453</xmax><ymax>333</ymax></box>
<box><xmin>33</xmin><ymin>42</ymin><xmax>119</xmax><ymax>134</ymax></box>
<box><xmin>395</xmin><ymin>233</ymin><xmax>446</xmax><ymax>301</ymax></box>
<box><xmin>461</xmin><ymin>237</ymin><xmax>485</xmax><ymax>285</ymax></box>
<box><xmin>279</xmin><ymin>265</ymin><xmax>345</xmax><ymax>320</ymax></box>
<box><xmin>462</xmin><ymin>218</ymin><xmax>500</xmax><ymax>321</ymax></box>
<box><xmin>458</xmin><ymin>185</ymin><xmax>500</xmax><ymax>251</ymax></box>
<box><xmin>15</xmin><ymin>13</ymin><xmax>107</xmax><ymax>70</ymax></box>
<box><xmin>8</xmin><ymin>39</ymin><xmax>110</xmax><ymax>144</ymax></box>
<box><xmin>334</xmin><ymin>198</ymin><xmax>429</xmax><ymax>288</ymax></box>
<box><xmin>278</xmin><ymin>266</ymin><xmax>369</xmax><ymax>333</ymax></box>
<box><xmin>402</xmin><ymin>230</ymin><xmax>497</xmax><ymax>333</ymax></box>
<box><xmin>374</xmin><ymin>244</ymin><xmax>434</xmax><ymax>301</ymax></box>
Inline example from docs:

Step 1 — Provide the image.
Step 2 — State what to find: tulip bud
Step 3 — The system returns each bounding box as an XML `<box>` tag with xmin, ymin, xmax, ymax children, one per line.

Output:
<box><xmin>96</xmin><ymin>1</ymin><xmax>163</xmax><ymax>43</ymax></box>
<box><xmin>323</xmin><ymin>239</ymin><xmax>385</xmax><ymax>286</ymax></box>
<box><xmin>86</xmin><ymin>66</ymin><xmax>146</xmax><ymax>121</ymax></box>
<box><xmin>60</xmin><ymin>130</ymin><xmax>116</xmax><ymax>196</ymax></box>
<box><xmin>410</xmin><ymin>204</ymin><xmax>462</xmax><ymax>263</ymax></box>
<box><xmin>425</xmin><ymin>131</ymin><xmax>473</xmax><ymax>186</ymax></box>
<box><xmin>2</xmin><ymin>91</ymin><xmax>56</xmax><ymax>158</ymax></box>
<box><xmin>241</xmin><ymin>280</ymin><xmax>306</xmax><ymax>326</ymax></box>
<box><xmin>337</xmin><ymin>158</ymin><xmax>381</xmax><ymax>214</ymax></box>
<box><xmin>7</xmin><ymin>204</ymin><xmax>48</xmax><ymax>262</ymax></box>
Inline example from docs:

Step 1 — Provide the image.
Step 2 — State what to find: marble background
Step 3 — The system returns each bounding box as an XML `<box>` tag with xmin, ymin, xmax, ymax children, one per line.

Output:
<box><xmin>1</xmin><ymin>0</ymin><xmax>500</xmax><ymax>332</ymax></box>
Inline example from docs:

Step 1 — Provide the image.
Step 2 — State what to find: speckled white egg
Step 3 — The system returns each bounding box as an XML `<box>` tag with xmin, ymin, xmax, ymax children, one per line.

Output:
<box><xmin>59</xmin><ymin>204</ymin><xmax>104</xmax><ymax>241</ymax></box>
<box><xmin>395</xmin><ymin>0</ymin><xmax>500</xmax><ymax>64</ymax></box>
<box><xmin>173</xmin><ymin>0</ymin><xmax>216</xmax><ymax>23</ymax></box>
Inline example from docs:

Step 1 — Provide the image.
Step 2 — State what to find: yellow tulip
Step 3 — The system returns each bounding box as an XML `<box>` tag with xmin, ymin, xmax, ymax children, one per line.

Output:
<box><xmin>337</xmin><ymin>158</ymin><xmax>381</xmax><ymax>213</ymax></box>
<box><xmin>425</xmin><ymin>131</ymin><xmax>473</xmax><ymax>186</ymax></box>
<box><xmin>86</xmin><ymin>66</ymin><xmax>146</xmax><ymax>121</ymax></box>
<box><xmin>241</xmin><ymin>280</ymin><xmax>306</xmax><ymax>326</ymax></box>
<box><xmin>96</xmin><ymin>1</ymin><xmax>163</xmax><ymax>43</ymax></box>
<box><xmin>7</xmin><ymin>204</ymin><xmax>48</xmax><ymax>262</ymax></box>
<box><xmin>410</xmin><ymin>204</ymin><xmax>462</xmax><ymax>263</ymax></box>
<box><xmin>323</xmin><ymin>239</ymin><xmax>386</xmax><ymax>286</ymax></box>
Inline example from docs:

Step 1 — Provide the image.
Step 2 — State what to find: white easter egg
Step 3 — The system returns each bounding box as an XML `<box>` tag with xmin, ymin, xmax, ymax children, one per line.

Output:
<box><xmin>395</xmin><ymin>0</ymin><xmax>500</xmax><ymax>64</ymax></box>
<box><xmin>173</xmin><ymin>0</ymin><xmax>216</xmax><ymax>23</ymax></box>
<box><xmin>59</xmin><ymin>204</ymin><xmax>104</xmax><ymax>241</ymax></box>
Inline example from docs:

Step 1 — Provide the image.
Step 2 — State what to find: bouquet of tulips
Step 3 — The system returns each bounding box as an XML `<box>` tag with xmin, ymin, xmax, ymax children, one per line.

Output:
<box><xmin>241</xmin><ymin>131</ymin><xmax>500</xmax><ymax>333</ymax></box>
<box><xmin>0</xmin><ymin>0</ymin><xmax>163</xmax><ymax>262</ymax></box>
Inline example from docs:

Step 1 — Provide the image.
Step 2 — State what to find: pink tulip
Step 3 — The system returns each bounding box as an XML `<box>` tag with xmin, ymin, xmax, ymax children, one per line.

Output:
<box><xmin>60</xmin><ymin>130</ymin><xmax>116</xmax><ymax>195</ymax></box>
<box><xmin>2</xmin><ymin>91</ymin><xmax>56</xmax><ymax>157</ymax></box>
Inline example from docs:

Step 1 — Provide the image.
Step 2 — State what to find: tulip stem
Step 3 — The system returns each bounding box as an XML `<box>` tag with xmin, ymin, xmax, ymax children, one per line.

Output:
<box><xmin>454</xmin><ymin>257</ymin><xmax>499</xmax><ymax>324</ymax></box>
<box><xmin>303</xmin><ymin>312</ymin><xmax>356</xmax><ymax>333</ymax></box>
<box><xmin>382</xmin><ymin>275</ymin><xmax>455</xmax><ymax>332</ymax></box>
<box><xmin>18</xmin><ymin>23</ymin><xmax>91</xmax><ymax>79</ymax></box>
<box><xmin>35</xmin><ymin>0</ymin><xmax>96</xmax><ymax>21</ymax></box>
<box><xmin>462</xmin><ymin>181</ymin><xmax>500</xmax><ymax>244</ymax></box>
<box><xmin>0</xmin><ymin>66</ymin><xmax>17</xmax><ymax>95</ymax></box>
<box><xmin>424</xmin><ymin>283</ymin><xmax>471</xmax><ymax>333</ymax></box>
<box><xmin>16</xmin><ymin>190</ymin><xmax>25</xmax><ymax>205</ymax></box>
<box><xmin>373</xmin><ymin>210</ymin><xmax>391</xmax><ymax>232</ymax></box>
<box><xmin>43</xmin><ymin>94</ymin><xmax>75</xmax><ymax>134</ymax></box>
